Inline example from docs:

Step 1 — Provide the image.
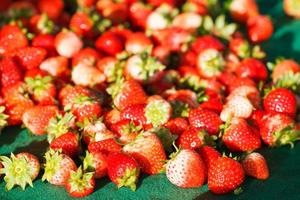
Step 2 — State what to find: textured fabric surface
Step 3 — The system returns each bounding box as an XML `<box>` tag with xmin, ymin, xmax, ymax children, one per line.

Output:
<box><xmin>0</xmin><ymin>0</ymin><xmax>300</xmax><ymax>199</ymax></box>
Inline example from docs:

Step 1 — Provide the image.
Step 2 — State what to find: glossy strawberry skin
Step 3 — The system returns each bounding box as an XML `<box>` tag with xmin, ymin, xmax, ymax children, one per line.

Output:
<box><xmin>197</xmin><ymin>146</ymin><xmax>221</xmax><ymax>170</ymax></box>
<box><xmin>88</xmin><ymin>138</ymin><xmax>122</xmax><ymax>155</ymax></box>
<box><xmin>236</xmin><ymin>58</ymin><xmax>268</xmax><ymax>82</ymax></box>
<box><xmin>164</xmin><ymin>117</ymin><xmax>189</xmax><ymax>135</ymax></box>
<box><xmin>191</xmin><ymin>35</ymin><xmax>225</xmax><ymax>54</ymax></box>
<box><xmin>95</xmin><ymin>32</ymin><xmax>124</xmax><ymax>56</ymax></box>
<box><xmin>263</xmin><ymin>88</ymin><xmax>297</xmax><ymax>117</ymax></box>
<box><xmin>50</xmin><ymin>132</ymin><xmax>80</xmax><ymax>158</ymax></box>
<box><xmin>0</xmin><ymin>58</ymin><xmax>23</xmax><ymax>88</ymax></box>
<box><xmin>69</xmin><ymin>12</ymin><xmax>94</xmax><ymax>37</ymax></box>
<box><xmin>242</xmin><ymin>152</ymin><xmax>269</xmax><ymax>180</ymax></box>
<box><xmin>65</xmin><ymin>172</ymin><xmax>95</xmax><ymax>198</ymax></box>
<box><xmin>177</xmin><ymin>128</ymin><xmax>207</xmax><ymax>150</ymax></box>
<box><xmin>38</xmin><ymin>0</ymin><xmax>64</xmax><ymax>20</ymax></box>
<box><xmin>247</xmin><ymin>15</ymin><xmax>273</xmax><ymax>43</ymax></box>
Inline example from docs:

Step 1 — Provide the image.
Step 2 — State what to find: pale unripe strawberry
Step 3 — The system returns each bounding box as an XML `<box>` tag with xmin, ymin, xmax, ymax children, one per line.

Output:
<box><xmin>71</xmin><ymin>63</ymin><xmax>105</xmax><ymax>87</ymax></box>
<box><xmin>55</xmin><ymin>30</ymin><xmax>83</xmax><ymax>58</ymax></box>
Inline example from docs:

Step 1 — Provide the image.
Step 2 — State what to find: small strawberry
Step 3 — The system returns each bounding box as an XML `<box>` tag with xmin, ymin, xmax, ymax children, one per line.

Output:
<box><xmin>164</xmin><ymin>117</ymin><xmax>189</xmax><ymax>135</ymax></box>
<box><xmin>284</xmin><ymin>0</ymin><xmax>300</xmax><ymax>18</ymax></box>
<box><xmin>69</xmin><ymin>12</ymin><xmax>94</xmax><ymax>37</ymax></box>
<box><xmin>188</xmin><ymin>108</ymin><xmax>223</xmax><ymax>135</ymax></box>
<box><xmin>88</xmin><ymin>138</ymin><xmax>122</xmax><ymax>155</ymax></box>
<box><xmin>95</xmin><ymin>32</ymin><xmax>124</xmax><ymax>56</ymax></box>
<box><xmin>0</xmin><ymin>153</ymin><xmax>40</xmax><ymax>190</ymax></box>
<box><xmin>50</xmin><ymin>132</ymin><xmax>80</xmax><ymax>158</ymax></box>
<box><xmin>229</xmin><ymin>0</ymin><xmax>259</xmax><ymax>23</ymax></box>
<box><xmin>38</xmin><ymin>0</ymin><xmax>64</xmax><ymax>20</ymax></box>
<box><xmin>197</xmin><ymin>146</ymin><xmax>221</xmax><ymax>170</ymax></box>
<box><xmin>263</xmin><ymin>88</ymin><xmax>297</xmax><ymax>117</ymax></box>
<box><xmin>236</xmin><ymin>58</ymin><xmax>268</xmax><ymax>82</ymax></box>
<box><xmin>22</xmin><ymin>105</ymin><xmax>59</xmax><ymax>135</ymax></box>
<box><xmin>55</xmin><ymin>30</ymin><xmax>83</xmax><ymax>58</ymax></box>
<box><xmin>271</xmin><ymin>59</ymin><xmax>300</xmax><ymax>85</ymax></box>
<box><xmin>0</xmin><ymin>57</ymin><xmax>23</xmax><ymax>88</ymax></box>
<box><xmin>39</xmin><ymin>56</ymin><xmax>70</xmax><ymax>78</ymax></box>
<box><xmin>222</xmin><ymin>118</ymin><xmax>261</xmax><ymax>152</ymax></box>
<box><xmin>177</xmin><ymin>128</ymin><xmax>209</xmax><ymax>150</ymax></box>
<box><xmin>123</xmin><ymin>132</ymin><xmax>166</xmax><ymax>175</ymax></box>
<box><xmin>107</xmin><ymin>152</ymin><xmax>140</xmax><ymax>191</ymax></box>
<box><xmin>42</xmin><ymin>149</ymin><xmax>77</xmax><ymax>186</ymax></box>
<box><xmin>241</xmin><ymin>152</ymin><xmax>269</xmax><ymax>180</ymax></box>
<box><xmin>83</xmin><ymin>151</ymin><xmax>107</xmax><ymax>179</ymax></box>
<box><xmin>65</xmin><ymin>167</ymin><xmax>95</xmax><ymax>198</ymax></box>
<box><xmin>166</xmin><ymin>149</ymin><xmax>206</xmax><ymax>188</ymax></box>
<box><xmin>208</xmin><ymin>157</ymin><xmax>245</xmax><ymax>194</ymax></box>
<box><xmin>247</xmin><ymin>15</ymin><xmax>273</xmax><ymax>43</ymax></box>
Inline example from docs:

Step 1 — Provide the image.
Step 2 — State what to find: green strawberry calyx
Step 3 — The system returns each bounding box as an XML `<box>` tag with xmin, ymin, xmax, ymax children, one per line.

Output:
<box><xmin>145</xmin><ymin>98</ymin><xmax>171</xmax><ymax>127</ymax></box>
<box><xmin>116</xmin><ymin>168</ymin><xmax>139</xmax><ymax>191</ymax></box>
<box><xmin>0</xmin><ymin>153</ymin><xmax>34</xmax><ymax>191</ymax></box>
<box><xmin>83</xmin><ymin>151</ymin><xmax>95</xmax><ymax>172</ymax></box>
<box><xmin>273</xmin><ymin>125</ymin><xmax>300</xmax><ymax>148</ymax></box>
<box><xmin>25</xmin><ymin>75</ymin><xmax>53</xmax><ymax>97</ymax></box>
<box><xmin>0</xmin><ymin>106</ymin><xmax>8</xmax><ymax>129</ymax></box>
<box><xmin>42</xmin><ymin>149</ymin><xmax>63</xmax><ymax>182</ymax></box>
<box><xmin>68</xmin><ymin>166</ymin><xmax>94</xmax><ymax>193</ymax></box>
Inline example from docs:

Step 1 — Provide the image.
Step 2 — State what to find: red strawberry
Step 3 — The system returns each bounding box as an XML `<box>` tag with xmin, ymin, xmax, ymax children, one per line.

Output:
<box><xmin>129</xmin><ymin>2</ymin><xmax>151</xmax><ymax>29</ymax></box>
<box><xmin>236</xmin><ymin>58</ymin><xmax>268</xmax><ymax>82</ymax></box>
<box><xmin>166</xmin><ymin>89</ymin><xmax>199</xmax><ymax>110</ymax></box>
<box><xmin>192</xmin><ymin>35</ymin><xmax>225</xmax><ymax>54</ymax></box>
<box><xmin>88</xmin><ymin>138</ymin><xmax>122</xmax><ymax>155</ymax></box>
<box><xmin>222</xmin><ymin>118</ymin><xmax>261</xmax><ymax>152</ymax></box>
<box><xmin>263</xmin><ymin>88</ymin><xmax>297</xmax><ymax>117</ymax></box>
<box><xmin>120</xmin><ymin>104</ymin><xmax>151</xmax><ymax>130</ymax></box>
<box><xmin>72</xmin><ymin>48</ymin><xmax>101</xmax><ymax>67</ymax></box>
<box><xmin>107</xmin><ymin>152</ymin><xmax>140</xmax><ymax>191</ymax></box>
<box><xmin>96</xmin><ymin>32</ymin><xmax>124</xmax><ymax>56</ymax></box>
<box><xmin>38</xmin><ymin>0</ymin><xmax>64</xmax><ymax>20</ymax></box>
<box><xmin>0</xmin><ymin>25</ymin><xmax>28</xmax><ymax>55</ymax></box>
<box><xmin>259</xmin><ymin>113</ymin><xmax>300</xmax><ymax>146</ymax></box>
<box><xmin>42</xmin><ymin>149</ymin><xmax>77</xmax><ymax>186</ymax></box>
<box><xmin>177</xmin><ymin>128</ymin><xmax>208</xmax><ymax>150</ymax></box>
<box><xmin>0</xmin><ymin>57</ymin><xmax>23</xmax><ymax>88</ymax></box>
<box><xmin>242</xmin><ymin>152</ymin><xmax>269</xmax><ymax>180</ymax></box>
<box><xmin>247</xmin><ymin>15</ymin><xmax>273</xmax><ymax>43</ymax></box>
<box><xmin>111</xmin><ymin>80</ymin><xmax>147</xmax><ymax>111</ymax></box>
<box><xmin>164</xmin><ymin>117</ymin><xmax>189</xmax><ymax>135</ymax></box>
<box><xmin>271</xmin><ymin>59</ymin><xmax>300</xmax><ymax>82</ymax></box>
<box><xmin>110</xmin><ymin>119</ymin><xmax>141</xmax><ymax>144</ymax></box>
<box><xmin>66</xmin><ymin>167</ymin><xmax>95</xmax><ymax>198</ymax></box>
<box><xmin>229</xmin><ymin>36</ymin><xmax>251</xmax><ymax>58</ymax></box>
<box><xmin>96</xmin><ymin>0</ymin><xmax>128</xmax><ymax>24</ymax></box>
<box><xmin>29</xmin><ymin>13</ymin><xmax>54</xmax><ymax>35</ymax></box>
<box><xmin>83</xmin><ymin>151</ymin><xmax>108</xmax><ymax>179</ymax></box>
<box><xmin>229</xmin><ymin>0</ymin><xmax>259</xmax><ymax>23</ymax></box>
<box><xmin>69</xmin><ymin>12</ymin><xmax>94</xmax><ymax>37</ymax></box>
<box><xmin>199</xmin><ymin>97</ymin><xmax>223</xmax><ymax>114</ymax></box>
<box><xmin>125</xmin><ymin>32</ymin><xmax>152</xmax><ymax>54</ymax></box>
<box><xmin>197</xmin><ymin>146</ymin><xmax>221</xmax><ymax>170</ymax></box>
<box><xmin>32</xmin><ymin>34</ymin><xmax>56</xmax><ymax>56</ymax></box>
<box><xmin>166</xmin><ymin>149</ymin><xmax>206</xmax><ymax>188</ymax></box>
<box><xmin>25</xmin><ymin>75</ymin><xmax>57</xmax><ymax>105</ymax></box>
<box><xmin>208</xmin><ymin>157</ymin><xmax>245</xmax><ymax>194</ymax></box>
<box><xmin>123</xmin><ymin>132</ymin><xmax>166</xmax><ymax>175</ymax></box>
<box><xmin>189</xmin><ymin>108</ymin><xmax>223</xmax><ymax>135</ymax></box>
<box><xmin>284</xmin><ymin>0</ymin><xmax>300</xmax><ymax>18</ymax></box>
<box><xmin>22</xmin><ymin>105</ymin><xmax>59</xmax><ymax>135</ymax></box>
<box><xmin>55</xmin><ymin>30</ymin><xmax>83</xmax><ymax>58</ymax></box>
<box><xmin>39</xmin><ymin>56</ymin><xmax>70</xmax><ymax>78</ymax></box>
<box><xmin>50</xmin><ymin>132</ymin><xmax>80</xmax><ymax>158</ymax></box>
<box><xmin>10</xmin><ymin>47</ymin><xmax>47</xmax><ymax>70</ymax></box>
<box><xmin>77</xmin><ymin>0</ymin><xmax>95</xmax><ymax>8</ymax></box>
<box><xmin>0</xmin><ymin>152</ymin><xmax>40</xmax><ymax>190</ymax></box>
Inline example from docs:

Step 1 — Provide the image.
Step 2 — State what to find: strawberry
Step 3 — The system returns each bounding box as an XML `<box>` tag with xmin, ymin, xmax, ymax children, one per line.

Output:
<box><xmin>88</xmin><ymin>138</ymin><xmax>122</xmax><ymax>155</ymax></box>
<box><xmin>25</xmin><ymin>75</ymin><xmax>57</xmax><ymax>105</ymax></box>
<box><xmin>9</xmin><ymin>47</ymin><xmax>47</xmax><ymax>70</ymax></box>
<box><xmin>22</xmin><ymin>105</ymin><xmax>59</xmax><ymax>135</ymax></box>
<box><xmin>107</xmin><ymin>152</ymin><xmax>140</xmax><ymax>191</ymax></box>
<box><xmin>0</xmin><ymin>153</ymin><xmax>40</xmax><ymax>190</ymax></box>
<box><xmin>197</xmin><ymin>146</ymin><xmax>221</xmax><ymax>170</ymax></box>
<box><xmin>222</xmin><ymin>118</ymin><xmax>261</xmax><ymax>152</ymax></box>
<box><xmin>146</xmin><ymin>7</ymin><xmax>171</xmax><ymax>31</ymax></box>
<box><xmin>29</xmin><ymin>13</ymin><xmax>54</xmax><ymax>35</ymax></box>
<box><xmin>83</xmin><ymin>151</ymin><xmax>107</xmax><ymax>179</ymax></box>
<box><xmin>241</xmin><ymin>152</ymin><xmax>269</xmax><ymax>180</ymax></box>
<box><xmin>199</xmin><ymin>97</ymin><xmax>223</xmax><ymax>114</ymax></box>
<box><xmin>259</xmin><ymin>113</ymin><xmax>300</xmax><ymax>146</ymax></box>
<box><xmin>69</xmin><ymin>12</ymin><xmax>94</xmax><ymax>37</ymax></box>
<box><xmin>227</xmin><ymin>85</ymin><xmax>261</xmax><ymax>108</ymax></box>
<box><xmin>284</xmin><ymin>0</ymin><xmax>300</xmax><ymax>18</ymax></box>
<box><xmin>42</xmin><ymin>149</ymin><xmax>77</xmax><ymax>186</ymax></box>
<box><xmin>110</xmin><ymin>80</ymin><xmax>147</xmax><ymax>111</ymax></box>
<box><xmin>247</xmin><ymin>15</ymin><xmax>273</xmax><ymax>43</ymax></box>
<box><xmin>38</xmin><ymin>0</ymin><xmax>64</xmax><ymax>20</ymax></box>
<box><xmin>208</xmin><ymin>157</ymin><xmax>245</xmax><ymax>194</ymax></box>
<box><xmin>72</xmin><ymin>48</ymin><xmax>101</xmax><ymax>67</ymax></box>
<box><xmin>192</xmin><ymin>35</ymin><xmax>225</xmax><ymax>54</ymax></box>
<box><xmin>32</xmin><ymin>34</ymin><xmax>56</xmax><ymax>56</ymax></box>
<box><xmin>123</xmin><ymin>132</ymin><xmax>166</xmax><ymax>175</ymax></box>
<box><xmin>177</xmin><ymin>128</ymin><xmax>208</xmax><ymax>150</ymax></box>
<box><xmin>39</xmin><ymin>56</ymin><xmax>70</xmax><ymax>78</ymax></box>
<box><xmin>77</xmin><ymin>0</ymin><xmax>95</xmax><ymax>8</ymax></box>
<box><xmin>65</xmin><ymin>167</ymin><xmax>95</xmax><ymax>198</ymax></box>
<box><xmin>129</xmin><ymin>2</ymin><xmax>152</xmax><ymax>29</ymax></box>
<box><xmin>82</xmin><ymin>119</ymin><xmax>115</xmax><ymax>144</ymax></box>
<box><xmin>55</xmin><ymin>30</ymin><xmax>83</xmax><ymax>58</ymax></box>
<box><xmin>96</xmin><ymin>0</ymin><xmax>128</xmax><ymax>24</ymax></box>
<box><xmin>95</xmin><ymin>32</ymin><xmax>124</xmax><ymax>56</ymax></box>
<box><xmin>164</xmin><ymin>117</ymin><xmax>189</xmax><ymax>135</ymax></box>
<box><xmin>0</xmin><ymin>57</ymin><xmax>23</xmax><ymax>88</ymax></box>
<box><xmin>110</xmin><ymin>119</ymin><xmax>141</xmax><ymax>144</ymax></box>
<box><xmin>0</xmin><ymin>24</ymin><xmax>28</xmax><ymax>55</ymax></box>
<box><xmin>50</xmin><ymin>132</ymin><xmax>80</xmax><ymax>158</ymax></box>
<box><xmin>229</xmin><ymin>0</ymin><xmax>259</xmax><ymax>23</ymax></box>
<box><xmin>263</xmin><ymin>88</ymin><xmax>297</xmax><ymax>117</ymax></box>
<box><xmin>125</xmin><ymin>32</ymin><xmax>152</xmax><ymax>54</ymax></box>
<box><xmin>188</xmin><ymin>108</ymin><xmax>223</xmax><ymax>135</ymax></box>
<box><xmin>166</xmin><ymin>149</ymin><xmax>206</xmax><ymax>188</ymax></box>
<box><xmin>172</xmin><ymin>12</ymin><xmax>202</xmax><ymax>31</ymax></box>
<box><xmin>236</xmin><ymin>58</ymin><xmax>268</xmax><ymax>82</ymax></box>
<box><xmin>120</xmin><ymin>104</ymin><xmax>151</xmax><ymax>130</ymax></box>
<box><xmin>271</xmin><ymin>59</ymin><xmax>300</xmax><ymax>82</ymax></box>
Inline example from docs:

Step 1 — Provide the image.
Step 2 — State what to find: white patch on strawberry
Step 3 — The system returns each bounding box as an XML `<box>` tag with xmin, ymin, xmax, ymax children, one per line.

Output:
<box><xmin>72</xmin><ymin>63</ymin><xmax>105</xmax><ymax>86</ymax></box>
<box><xmin>146</xmin><ymin>12</ymin><xmax>169</xmax><ymax>30</ymax></box>
<box><xmin>172</xmin><ymin>13</ymin><xmax>202</xmax><ymax>30</ymax></box>
<box><xmin>55</xmin><ymin>31</ymin><xmax>83</xmax><ymax>58</ymax></box>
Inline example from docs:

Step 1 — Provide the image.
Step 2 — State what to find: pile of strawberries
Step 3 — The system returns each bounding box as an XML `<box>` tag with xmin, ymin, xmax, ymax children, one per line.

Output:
<box><xmin>0</xmin><ymin>0</ymin><xmax>299</xmax><ymax>198</ymax></box>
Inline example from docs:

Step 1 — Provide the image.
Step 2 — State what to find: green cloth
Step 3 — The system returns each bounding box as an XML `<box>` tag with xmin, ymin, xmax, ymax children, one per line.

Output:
<box><xmin>0</xmin><ymin>0</ymin><xmax>300</xmax><ymax>199</ymax></box>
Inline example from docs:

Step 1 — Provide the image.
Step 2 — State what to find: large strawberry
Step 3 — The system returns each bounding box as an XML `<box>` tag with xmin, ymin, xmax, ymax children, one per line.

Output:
<box><xmin>263</xmin><ymin>88</ymin><xmax>297</xmax><ymax>117</ymax></box>
<box><xmin>65</xmin><ymin>167</ymin><xmax>95</xmax><ymax>198</ymax></box>
<box><xmin>107</xmin><ymin>152</ymin><xmax>140</xmax><ymax>191</ymax></box>
<box><xmin>222</xmin><ymin>118</ymin><xmax>261</xmax><ymax>152</ymax></box>
<box><xmin>166</xmin><ymin>149</ymin><xmax>206</xmax><ymax>188</ymax></box>
<box><xmin>0</xmin><ymin>153</ymin><xmax>40</xmax><ymax>190</ymax></box>
<box><xmin>83</xmin><ymin>151</ymin><xmax>108</xmax><ymax>179</ymax></box>
<box><xmin>22</xmin><ymin>105</ymin><xmax>59</xmax><ymax>135</ymax></box>
<box><xmin>123</xmin><ymin>132</ymin><xmax>166</xmax><ymax>175</ymax></box>
<box><xmin>208</xmin><ymin>157</ymin><xmax>245</xmax><ymax>194</ymax></box>
<box><xmin>42</xmin><ymin>149</ymin><xmax>77</xmax><ymax>186</ymax></box>
<box><xmin>241</xmin><ymin>152</ymin><xmax>269</xmax><ymax>180</ymax></box>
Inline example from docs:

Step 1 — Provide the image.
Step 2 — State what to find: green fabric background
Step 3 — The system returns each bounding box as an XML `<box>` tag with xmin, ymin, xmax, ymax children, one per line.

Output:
<box><xmin>0</xmin><ymin>0</ymin><xmax>300</xmax><ymax>199</ymax></box>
